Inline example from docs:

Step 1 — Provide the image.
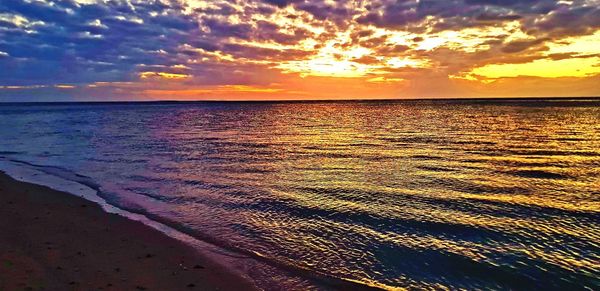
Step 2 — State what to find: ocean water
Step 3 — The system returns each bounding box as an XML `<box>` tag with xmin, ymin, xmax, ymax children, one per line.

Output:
<box><xmin>0</xmin><ymin>99</ymin><xmax>598</xmax><ymax>290</ymax></box>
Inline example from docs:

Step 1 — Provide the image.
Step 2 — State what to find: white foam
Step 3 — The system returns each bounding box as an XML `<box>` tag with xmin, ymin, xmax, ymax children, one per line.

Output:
<box><xmin>0</xmin><ymin>157</ymin><xmax>262</xmax><ymax>289</ymax></box>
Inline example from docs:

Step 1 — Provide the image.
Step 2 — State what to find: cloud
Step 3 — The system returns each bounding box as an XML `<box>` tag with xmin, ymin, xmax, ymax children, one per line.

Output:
<box><xmin>501</xmin><ymin>38</ymin><xmax>549</xmax><ymax>53</ymax></box>
<box><xmin>0</xmin><ymin>0</ymin><xmax>599</xmax><ymax>100</ymax></box>
<box><xmin>0</xmin><ymin>0</ymin><xmax>198</xmax><ymax>86</ymax></box>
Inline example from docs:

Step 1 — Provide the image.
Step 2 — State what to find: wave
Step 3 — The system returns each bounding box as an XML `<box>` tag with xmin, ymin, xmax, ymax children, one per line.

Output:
<box><xmin>508</xmin><ymin>169</ymin><xmax>570</xmax><ymax>180</ymax></box>
<box><xmin>0</xmin><ymin>156</ymin><xmax>391</xmax><ymax>290</ymax></box>
<box><xmin>1</xmin><ymin>101</ymin><xmax>598</xmax><ymax>290</ymax></box>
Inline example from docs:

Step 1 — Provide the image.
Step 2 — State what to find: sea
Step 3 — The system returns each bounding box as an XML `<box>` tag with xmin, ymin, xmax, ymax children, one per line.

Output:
<box><xmin>0</xmin><ymin>99</ymin><xmax>598</xmax><ymax>290</ymax></box>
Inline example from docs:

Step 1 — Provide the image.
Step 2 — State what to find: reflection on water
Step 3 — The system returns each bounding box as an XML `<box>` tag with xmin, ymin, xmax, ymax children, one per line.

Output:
<box><xmin>0</xmin><ymin>99</ymin><xmax>599</xmax><ymax>289</ymax></box>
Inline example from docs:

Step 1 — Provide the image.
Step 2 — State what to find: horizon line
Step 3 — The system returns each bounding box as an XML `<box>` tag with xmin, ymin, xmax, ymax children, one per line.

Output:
<box><xmin>1</xmin><ymin>96</ymin><xmax>600</xmax><ymax>105</ymax></box>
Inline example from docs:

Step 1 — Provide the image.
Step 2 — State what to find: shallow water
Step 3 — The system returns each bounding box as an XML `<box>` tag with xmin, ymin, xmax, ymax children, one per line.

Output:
<box><xmin>0</xmin><ymin>99</ymin><xmax>599</xmax><ymax>289</ymax></box>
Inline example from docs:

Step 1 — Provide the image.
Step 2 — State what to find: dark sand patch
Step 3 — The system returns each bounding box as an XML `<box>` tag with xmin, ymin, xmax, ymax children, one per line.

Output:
<box><xmin>0</xmin><ymin>172</ymin><xmax>255</xmax><ymax>290</ymax></box>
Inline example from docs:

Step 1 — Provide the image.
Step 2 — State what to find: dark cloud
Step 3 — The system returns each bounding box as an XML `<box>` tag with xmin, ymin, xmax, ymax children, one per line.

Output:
<box><xmin>295</xmin><ymin>1</ymin><xmax>351</xmax><ymax>23</ymax></box>
<box><xmin>352</xmin><ymin>55</ymin><xmax>379</xmax><ymax>65</ymax></box>
<box><xmin>202</xmin><ymin>18</ymin><xmax>253</xmax><ymax>39</ymax></box>
<box><xmin>376</xmin><ymin>44</ymin><xmax>412</xmax><ymax>56</ymax></box>
<box><xmin>528</xmin><ymin>5</ymin><xmax>600</xmax><ymax>37</ymax></box>
<box><xmin>356</xmin><ymin>0</ymin><xmax>596</xmax><ymax>38</ymax></box>
<box><xmin>254</xmin><ymin>20</ymin><xmax>312</xmax><ymax>44</ymax></box>
<box><xmin>475</xmin><ymin>13</ymin><xmax>522</xmax><ymax>21</ymax></box>
<box><xmin>261</xmin><ymin>0</ymin><xmax>304</xmax><ymax>8</ymax></box>
<box><xmin>501</xmin><ymin>38</ymin><xmax>549</xmax><ymax>53</ymax></box>
<box><xmin>221</xmin><ymin>43</ymin><xmax>313</xmax><ymax>61</ymax></box>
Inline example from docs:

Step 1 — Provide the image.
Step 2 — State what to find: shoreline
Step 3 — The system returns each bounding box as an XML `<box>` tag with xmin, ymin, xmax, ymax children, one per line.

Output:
<box><xmin>0</xmin><ymin>158</ymin><xmax>388</xmax><ymax>291</ymax></box>
<box><xmin>0</xmin><ymin>171</ymin><xmax>257</xmax><ymax>290</ymax></box>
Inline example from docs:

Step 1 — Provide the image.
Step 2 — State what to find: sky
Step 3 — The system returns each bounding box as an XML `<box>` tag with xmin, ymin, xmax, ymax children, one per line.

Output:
<box><xmin>0</xmin><ymin>0</ymin><xmax>599</xmax><ymax>101</ymax></box>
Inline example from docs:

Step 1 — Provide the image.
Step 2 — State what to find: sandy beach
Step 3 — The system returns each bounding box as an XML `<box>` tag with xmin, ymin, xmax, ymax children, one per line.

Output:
<box><xmin>0</xmin><ymin>171</ymin><xmax>255</xmax><ymax>290</ymax></box>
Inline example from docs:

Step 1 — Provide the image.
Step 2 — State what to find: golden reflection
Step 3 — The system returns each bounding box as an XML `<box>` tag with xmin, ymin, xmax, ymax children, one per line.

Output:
<box><xmin>111</xmin><ymin>100</ymin><xmax>600</xmax><ymax>289</ymax></box>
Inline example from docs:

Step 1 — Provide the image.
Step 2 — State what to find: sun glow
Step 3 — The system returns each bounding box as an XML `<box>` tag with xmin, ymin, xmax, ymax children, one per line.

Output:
<box><xmin>471</xmin><ymin>57</ymin><xmax>600</xmax><ymax>78</ymax></box>
<box><xmin>278</xmin><ymin>57</ymin><xmax>372</xmax><ymax>78</ymax></box>
<box><xmin>277</xmin><ymin>39</ymin><xmax>374</xmax><ymax>77</ymax></box>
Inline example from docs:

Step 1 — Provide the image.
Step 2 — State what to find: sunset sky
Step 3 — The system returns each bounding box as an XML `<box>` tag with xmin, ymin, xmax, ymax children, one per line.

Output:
<box><xmin>1</xmin><ymin>0</ymin><xmax>599</xmax><ymax>101</ymax></box>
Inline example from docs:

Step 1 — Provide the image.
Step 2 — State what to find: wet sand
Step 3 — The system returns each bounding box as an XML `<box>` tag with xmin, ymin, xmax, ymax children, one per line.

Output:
<box><xmin>0</xmin><ymin>171</ymin><xmax>256</xmax><ymax>290</ymax></box>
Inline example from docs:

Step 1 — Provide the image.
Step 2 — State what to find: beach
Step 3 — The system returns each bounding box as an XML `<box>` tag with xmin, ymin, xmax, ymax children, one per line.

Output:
<box><xmin>0</xmin><ymin>171</ymin><xmax>255</xmax><ymax>290</ymax></box>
